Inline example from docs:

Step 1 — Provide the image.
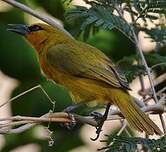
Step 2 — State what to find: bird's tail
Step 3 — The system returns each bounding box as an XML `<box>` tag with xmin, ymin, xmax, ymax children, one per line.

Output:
<box><xmin>111</xmin><ymin>90</ymin><xmax>163</xmax><ymax>135</ymax></box>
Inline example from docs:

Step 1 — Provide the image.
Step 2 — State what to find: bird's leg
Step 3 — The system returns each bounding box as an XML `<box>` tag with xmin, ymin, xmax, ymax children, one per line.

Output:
<box><xmin>63</xmin><ymin>103</ymin><xmax>85</xmax><ymax>129</ymax></box>
<box><xmin>90</xmin><ymin>103</ymin><xmax>111</xmax><ymax>141</ymax></box>
<box><xmin>90</xmin><ymin>111</ymin><xmax>103</xmax><ymax>120</ymax></box>
<box><xmin>63</xmin><ymin>102</ymin><xmax>85</xmax><ymax>113</ymax></box>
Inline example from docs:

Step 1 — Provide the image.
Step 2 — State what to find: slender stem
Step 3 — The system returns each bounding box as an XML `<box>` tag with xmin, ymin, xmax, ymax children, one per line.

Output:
<box><xmin>117</xmin><ymin>120</ymin><xmax>127</xmax><ymax>136</ymax></box>
<box><xmin>151</xmin><ymin>62</ymin><xmax>166</xmax><ymax>70</ymax></box>
<box><xmin>0</xmin><ymin>85</ymin><xmax>40</xmax><ymax>108</ymax></box>
<box><xmin>133</xmin><ymin>32</ymin><xmax>155</xmax><ymax>99</ymax></box>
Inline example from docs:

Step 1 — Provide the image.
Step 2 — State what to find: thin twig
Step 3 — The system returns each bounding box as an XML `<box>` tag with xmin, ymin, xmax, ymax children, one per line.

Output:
<box><xmin>117</xmin><ymin>120</ymin><xmax>127</xmax><ymax>136</ymax></box>
<box><xmin>0</xmin><ymin>113</ymin><xmax>50</xmax><ymax>134</ymax></box>
<box><xmin>157</xmin><ymin>86</ymin><xmax>166</xmax><ymax>96</ymax></box>
<box><xmin>138</xmin><ymin>59</ymin><xmax>147</xmax><ymax>101</ymax></box>
<box><xmin>153</xmin><ymin>73</ymin><xmax>166</xmax><ymax>88</ymax></box>
<box><xmin>151</xmin><ymin>62</ymin><xmax>166</xmax><ymax>70</ymax></box>
<box><xmin>0</xmin><ymin>112</ymin><xmax>98</xmax><ymax>134</ymax></box>
<box><xmin>139</xmin><ymin>73</ymin><xmax>166</xmax><ymax>99</ymax></box>
<box><xmin>0</xmin><ymin>85</ymin><xmax>39</xmax><ymax>108</ymax></box>
<box><xmin>0</xmin><ymin>85</ymin><xmax>53</xmax><ymax>108</ymax></box>
<box><xmin>0</xmin><ymin>120</ymin><xmax>33</xmax><ymax>128</ymax></box>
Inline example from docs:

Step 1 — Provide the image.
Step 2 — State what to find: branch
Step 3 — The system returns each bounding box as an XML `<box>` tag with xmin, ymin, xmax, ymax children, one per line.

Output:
<box><xmin>151</xmin><ymin>62</ymin><xmax>166</xmax><ymax>70</ymax></box>
<box><xmin>0</xmin><ymin>102</ymin><xmax>164</xmax><ymax>134</ymax></box>
<box><xmin>1</xmin><ymin>0</ymin><xmax>73</xmax><ymax>39</ymax></box>
<box><xmin>139</xmin><ymin>73</ymin><xmax>166</xmax><ymax>97</ymax></box>
<box><xmin>0</xmin><ymin>112</ymin><xmax>97</xmax><ymax>134</ymax></box>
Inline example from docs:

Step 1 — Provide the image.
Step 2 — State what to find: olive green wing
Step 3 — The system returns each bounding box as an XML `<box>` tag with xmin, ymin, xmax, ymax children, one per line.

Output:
<box><xmin>47</xmin><ymin>43</ymin><xmax>130</xmax><ymax>89</ymax></box>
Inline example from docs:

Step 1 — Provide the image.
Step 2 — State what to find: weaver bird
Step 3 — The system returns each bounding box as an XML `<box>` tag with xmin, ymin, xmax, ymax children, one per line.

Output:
<box><xmin>8</xmin><ymin>23</ymin><xmax>162</xmax><ymax>140</ymax></box>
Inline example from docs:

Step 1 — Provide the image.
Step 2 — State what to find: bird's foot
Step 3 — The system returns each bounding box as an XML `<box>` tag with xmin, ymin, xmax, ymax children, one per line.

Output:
<box><xmin>60</xmin><ymin>112</ymin><xmax>76</xmax><ymax>130</ymax></box>
<box><xmin>65</xmin><ymin>113</ymin><xmax>76</xmax><ymax>130</ymax></box>
<box><xmin>62</xmin><ymin>103</ymin><xmax>83</xmax><ymax>129</ymax></box>
<box><xmin>90</xmin><ymin>104</ymin><xmax>111</xmax><ymax>141</ymax></box>
<box><xmin>90</xmin><ymin>115</ymin><xmax>105</xmax><ymax>141</ymax></box>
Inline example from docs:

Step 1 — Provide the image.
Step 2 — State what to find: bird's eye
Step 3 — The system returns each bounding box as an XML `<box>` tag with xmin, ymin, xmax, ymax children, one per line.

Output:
<box><xmin>28</xmin><ymin>25</ymin><xmax>43</xmax><ymax>32</ymax></box>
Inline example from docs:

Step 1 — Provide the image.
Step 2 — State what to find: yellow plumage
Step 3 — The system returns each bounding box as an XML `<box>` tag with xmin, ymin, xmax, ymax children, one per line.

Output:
<box><xmin>9</xmin><ymin>23</ymin><xmax>163</xmax><ymax>135</ymax></box>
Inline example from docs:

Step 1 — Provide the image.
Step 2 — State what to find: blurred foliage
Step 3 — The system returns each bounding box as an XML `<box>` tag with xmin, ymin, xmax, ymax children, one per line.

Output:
<box><xmin>117</xmin><ymin>56</ymin><xmax>146</xmax><ymax>82</ymax></box>
<box><xmin>65</xmin><ymin>0</ymin><xmax>166</xmax><ymax>44</ymax></box>
<box><xmin>27</xmin><ymin>0</ymin><xmax>66</xmax><ymax>20</ymax></box>
<box><xmin>99</xmin><ymin>135</ymin><xmax>166</xmax><ymax>152</ymax></box>
<box><xmin>0</xmin><ymin>0</ymin><xmax>165</xmax><ymax>152</ymax></box>
<box><xmin>65</xmin><ymin>0</ymin><xmax>166</xmax><ymax>87</ymax></box>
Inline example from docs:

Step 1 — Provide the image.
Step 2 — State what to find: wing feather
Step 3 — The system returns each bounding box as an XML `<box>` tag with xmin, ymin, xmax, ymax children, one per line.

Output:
<box><xmin>47</xmin><ymin>42</ymin><xmax>130</xmax><ymax>90</ymax></box>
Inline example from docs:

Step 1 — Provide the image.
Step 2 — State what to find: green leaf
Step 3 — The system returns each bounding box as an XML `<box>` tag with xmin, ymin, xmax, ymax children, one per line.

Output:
<box><xmin>27</xmin><ymin>0</ymin><xmax>65</xmax><ymax>20</ymax></box>
<box><xmin>145</xmin><ymin>53</ymin><xmax>166</xmax><ymax>69</ymax></box>
<box><xmin>65</xmin><ymin>5</ymin><xmax>135</xmax><ymax>42</ymax></box>
<box><xmin>141</xmin><ymin>28</ymin><xmax>166</xmax><ymax>45</ymax></box>
<box><xmin>117</xmin><ymin>56</ymin><xmax>146</xmax><ymax>82</ymax></box>
<box><xmin>99</xmin><ymin>135</ymin><xmax>166</xmax><ymax>152</ymax></box>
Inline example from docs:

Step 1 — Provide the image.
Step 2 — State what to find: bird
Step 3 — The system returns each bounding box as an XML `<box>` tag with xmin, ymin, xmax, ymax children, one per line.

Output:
<box><xmin>7</xmin><ymin>23</ymin><xmax>163</xmax><ymax>140</ymax></box>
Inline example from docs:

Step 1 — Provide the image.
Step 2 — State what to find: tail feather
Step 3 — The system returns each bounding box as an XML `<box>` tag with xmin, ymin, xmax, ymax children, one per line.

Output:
<box><xmin>126</xmin><ymin>104</ymin><xmax>144</xmax><ymax>132</ymax></box>
<box><xmin>127</xmin><ymin>101</ymin><xmax>154</xmax><ymax>134</ymax></box>
<box><xmin>112</xmin><ymin>91</ymin><xmax>163</xmax><ymax>135</ymax></box>
<box><xmin>124</xmin><ymin>106</ymin><xmax>144</xmax><ymax>132</ymax></box>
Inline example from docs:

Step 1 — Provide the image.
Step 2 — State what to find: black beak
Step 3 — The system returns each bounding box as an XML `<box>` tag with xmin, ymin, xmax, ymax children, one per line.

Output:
<box><xmin>7</xmin><ymin>24</ymin><xmax>30</xmax><ymax>36</ymax></box>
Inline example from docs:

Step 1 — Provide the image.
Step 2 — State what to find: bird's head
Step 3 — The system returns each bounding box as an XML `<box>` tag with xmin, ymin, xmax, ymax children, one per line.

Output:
<box><xmin>7</xmin><ymin>23</ymin><xmax>63</xmax><ymax>51</ymax></box>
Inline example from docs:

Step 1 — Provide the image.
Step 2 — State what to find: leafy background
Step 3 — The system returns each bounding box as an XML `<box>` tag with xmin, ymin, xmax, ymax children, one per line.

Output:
<box><xmin>0</xmin><ymin>0</ymin><xmax>165</xmax><ymax>152</ymax></box>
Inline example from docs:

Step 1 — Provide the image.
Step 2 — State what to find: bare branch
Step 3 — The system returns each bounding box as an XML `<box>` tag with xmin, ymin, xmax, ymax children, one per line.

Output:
<box><xmin>0</xmin><ymin>85</ymin><xmax>43</xmax><ymax>108</ymax></box>
<box><xmin>151</xmin><ymin>62</ymin><xmax>166</xmax><ymax>70</ymax></box>
<box><xmin>0</xmin><ymin>102</ymin><xmax>164</xmax><ymax>134</ymax></box>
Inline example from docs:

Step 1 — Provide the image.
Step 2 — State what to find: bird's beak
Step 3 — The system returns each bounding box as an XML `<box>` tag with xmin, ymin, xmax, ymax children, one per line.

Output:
<box><xmin>7</xmin><ymin>24</ymin><xmax>30</xmax><ymax>36</ymax></box>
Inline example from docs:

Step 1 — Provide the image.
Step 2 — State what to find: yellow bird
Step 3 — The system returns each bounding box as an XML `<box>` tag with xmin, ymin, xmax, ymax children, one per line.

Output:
<box><xmin>8</xmin><ymin>23</ymin><xmax>162</xmax><ymax>139</ymax></box>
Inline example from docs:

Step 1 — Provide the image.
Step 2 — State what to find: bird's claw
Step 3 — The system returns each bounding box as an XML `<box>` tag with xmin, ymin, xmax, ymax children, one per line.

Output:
<box><xmin>90</xmin><ymin>118</ymin><xmax>104</xmax><ymax>141</ymax></box>
<box><xmin>90</xmin><ymin>125</ymin><xmax>103</xmax><ymax>141</ymax></box>
<box><xmin>63</xmin><ymin>103</ymin><xmax>84</xmax><ymax>129</ymax></box>
<box><xmin>90</xmin><ymin>111</ymin><xmax>104</xmax><ymax>140</ymax></box>
<box><xmin>90</xmin><ymin>133</ymin><xmax>100</xmax><ymax>141</ymax></box>
<box><xmin>90</xmin><ymin>104</ymin><xmax>111</xmax><ymax>141</ymax></box>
